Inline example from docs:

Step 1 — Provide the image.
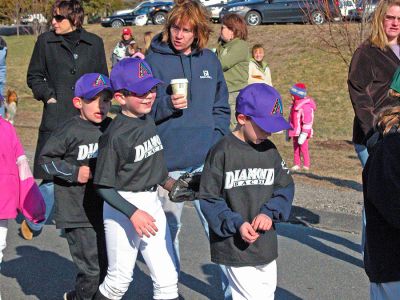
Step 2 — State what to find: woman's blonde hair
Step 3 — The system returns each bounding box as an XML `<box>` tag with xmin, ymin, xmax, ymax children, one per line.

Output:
<box><xmin>370</xmin><ymin>0</ymin><xmax>400</xmax><ymax>50</ymax></box>
<box><xmin>376</xmin><ymin>106</ymin><xmax>400</xmax><ymax>135</ymax></box>
<box><xmin>162</xmin><ymin>0</ymin><xmax>212</xmax><ymax>50</ymax></box>
<box><xmin>143</xmin><ymin>31</ymin><xmax>154</xmax><ymax>54</ymax></box>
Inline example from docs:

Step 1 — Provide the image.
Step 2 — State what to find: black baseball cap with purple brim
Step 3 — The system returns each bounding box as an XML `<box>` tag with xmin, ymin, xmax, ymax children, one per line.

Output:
<box><xmin>236</xmin><ymin>83</ymin><xmax>291</xmax><ymax>133</ymax></box>
<box><xmin>110</xmin><ymin>58</ymin><xmax>163</xmax><ymax>95</ymax></box>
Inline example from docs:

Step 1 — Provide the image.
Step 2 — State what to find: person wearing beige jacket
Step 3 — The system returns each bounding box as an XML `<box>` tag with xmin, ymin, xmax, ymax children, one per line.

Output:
<box><xmin>248</xmin><ymin>44</ymin><xmax>272</xmax><ymax>86</ymax></box>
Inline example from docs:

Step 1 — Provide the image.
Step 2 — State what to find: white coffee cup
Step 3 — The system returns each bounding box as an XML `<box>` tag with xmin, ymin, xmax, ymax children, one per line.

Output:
<box><xmin>170</xmin><ymin>78</ymin><xmax>189</xmax><ymax>109</ymax></box>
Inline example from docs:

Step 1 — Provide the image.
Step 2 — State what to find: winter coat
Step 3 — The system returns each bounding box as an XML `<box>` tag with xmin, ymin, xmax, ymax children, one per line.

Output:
<box><xmin>0</xmin><ymin>117</ymin><xmax>45</xmax><ymax>222</ymax></box>
<box><xmin>348</xmin><ymin>41</ymin><xmax>400</xmax><ymax>145</ymax></box>
<box><xmin>146</xmin><ymin>33</ymin><xmax>230</xmax><ymax>171</ymax></box>
<box><xmin>216</xmin><ymin>38</ymin><xmax>249</xmax><ymax>93</ymax></box>
<box><xmin>111</xmin><ymin>38</ymin><xmax>135</xmax><ymax>67</ymax></box>
<box><xmin>288</xmin><ymin>96</ymin><xmax>316</xmax><ymax>138</ymax></box>
<box><xmin>363</xmin><ymin>130</ymin><xmax>400</xmax><ymax>283</ymax></box>
<box><xmin>248</xmin><ymin>59</ymin><xmax>272</xmax><ymax>86</ymax></box>
<box><xmin>27</xmin><ymin>28</ymin><xmax>108</xmax><ymax>179</ymax></box>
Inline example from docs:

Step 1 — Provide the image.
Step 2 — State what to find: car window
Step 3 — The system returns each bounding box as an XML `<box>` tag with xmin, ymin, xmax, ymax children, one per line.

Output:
<box><xmin>136</xmin><ymin>7</ymin><xmax>151</xmax><ymax>14</ymax></box>
<box><xmin>271</xmin><ymin>0</ymin><xmax>291</xmax><ymax>4</ymax></box>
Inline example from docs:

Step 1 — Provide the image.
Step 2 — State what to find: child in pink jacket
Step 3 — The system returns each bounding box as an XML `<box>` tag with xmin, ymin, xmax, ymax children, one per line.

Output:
<box><xmin>0</xmin><ymin>111</ymin><xmax>45</xmax><ymax>276</ymax></box>
<box><xmin>287</xmin><ymin>83</ymin><xmax>316</xmax><ymax>171</ymax></box>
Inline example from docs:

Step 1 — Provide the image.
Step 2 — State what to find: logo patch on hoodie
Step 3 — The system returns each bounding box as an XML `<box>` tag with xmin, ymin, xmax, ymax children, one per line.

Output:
<box><xmin>200</xmin><ymin>70</ymin><xmax>212</xmax><ymax>79</ymax></box>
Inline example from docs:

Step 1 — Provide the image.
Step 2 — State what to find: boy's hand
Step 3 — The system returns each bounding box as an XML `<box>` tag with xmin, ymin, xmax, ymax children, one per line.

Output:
<box><xmin>171</xmin><ymin>94</ymin><xmax>187</xmax><ymax>109</ymax></box>
<box><xmin>77</xmin><ymin>166</ymin><xmax>91</xmax><ymax>183</ymax></box>
<box><xmin>239</xmin><ymin>222</ymin><xmax>260</xmax><ymax>244</ymax></box>
<box><xmin>130</xmin><ymin>209</ymin><xmax>158</xmax><ymax>238</ymax></box>
<box><xmin>251</xmin><ymin>214</ymin><xmax>273</xmax><ymax>232</ymax></box>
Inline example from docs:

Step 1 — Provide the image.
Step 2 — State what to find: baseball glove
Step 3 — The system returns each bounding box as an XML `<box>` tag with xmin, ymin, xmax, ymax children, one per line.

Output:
<box><xmin>169</xmin><ymin>172</ymin><xmax>202</xmax><ymax>203</ymax></box>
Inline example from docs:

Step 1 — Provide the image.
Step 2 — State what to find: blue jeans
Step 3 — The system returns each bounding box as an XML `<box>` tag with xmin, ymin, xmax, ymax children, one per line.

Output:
<box><xmin>0</xmin><ymin>47</ymin><xmax>6</xmax><ymax>96</ymax></box>
<box><xmin>160</xmin><ymin>165</ymin><xmax>232</xmax><ymax>300</ymax></box>
<box><xmin>354</xmin><ymin>143</ymin><xmax>369</xmax><ymax>256</ymax></box>
<box><xmin>26</xmin><ymin>181</ymin><xmax>54</xmax><ymax>231</ymax></box>
<box><xmin>0</xmin><ymin>47</ymin><xmax>6</xmax><ymax>119</ymax></box>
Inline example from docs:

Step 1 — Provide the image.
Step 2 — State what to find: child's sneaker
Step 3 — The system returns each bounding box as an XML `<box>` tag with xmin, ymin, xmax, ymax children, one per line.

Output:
<box><xmin>63</xmin><ymin>290</ymin><xmax>77</xmax><ymax>300</ymax></box>
<box><xmin>303</xmin><ymin>166</ymin><xmax>310</xmax><ymax>171</ymax></box>
<box><xmin>290</xmin><ymin>165</ymin><xmax>300</xmax><ymax>171</ymax></box>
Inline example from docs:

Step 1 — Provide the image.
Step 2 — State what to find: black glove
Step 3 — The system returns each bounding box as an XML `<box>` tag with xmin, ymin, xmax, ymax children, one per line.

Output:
<box><xmin>168</xmin><ymin>172</ymin><xmax>202</xmax><ymax>203</ymax></box>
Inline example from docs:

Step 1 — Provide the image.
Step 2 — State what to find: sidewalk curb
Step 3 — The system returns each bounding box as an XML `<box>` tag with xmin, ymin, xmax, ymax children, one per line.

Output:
<box><xmin>289</xmin><ymin>206</ymin><xmax>362</xmax><ymax>234</ymax></box>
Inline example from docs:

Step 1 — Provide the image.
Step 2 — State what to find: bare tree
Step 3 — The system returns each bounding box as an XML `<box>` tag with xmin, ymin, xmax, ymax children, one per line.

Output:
<box><xmin>302</xmin><ymin>0</ymin><xmax>372</xmax><ymax>67</ymax></box>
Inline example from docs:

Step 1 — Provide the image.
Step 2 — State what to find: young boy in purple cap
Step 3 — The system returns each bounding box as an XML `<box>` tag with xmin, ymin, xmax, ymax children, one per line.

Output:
<box><xmin>39</xmin><ymin>73</ymin><xmax>113</xmax><ymax>300</ymax></box>
<box><xmin>199</xmin><ymin>83</ymin><xmax>295</xmax><ymax>300</ymax></box>
<box><xmin>93</xmin><ymin>58</ymin><xmax>179</xmax><ymax>300</ymax></box>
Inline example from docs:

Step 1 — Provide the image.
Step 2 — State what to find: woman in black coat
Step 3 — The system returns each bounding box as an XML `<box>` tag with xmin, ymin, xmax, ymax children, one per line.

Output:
<box><xmin>23</xmin><ymin>0</ymin><xmax>108</xmax><ymax>238</ymax></box>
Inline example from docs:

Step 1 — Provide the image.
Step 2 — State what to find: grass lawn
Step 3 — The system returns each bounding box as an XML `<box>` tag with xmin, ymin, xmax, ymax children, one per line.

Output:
<box><xmin>3</xmin><ymin>23</ymin><xmax>362</xmax><ymax>189</ymax></box>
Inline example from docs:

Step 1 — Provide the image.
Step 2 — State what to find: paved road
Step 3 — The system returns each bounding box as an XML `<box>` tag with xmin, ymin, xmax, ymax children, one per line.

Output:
<box><xmin>0</xmin><ymin>204</ymin><xmax>368</xmax><ymax>300</ymax></box>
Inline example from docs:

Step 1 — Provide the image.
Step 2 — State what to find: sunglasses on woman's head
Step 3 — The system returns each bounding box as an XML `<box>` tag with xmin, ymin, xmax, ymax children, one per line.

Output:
<box><xmin>53</xmin><ymin>14</ymin><xmax>66</xmax><ymax>22</ymax></box>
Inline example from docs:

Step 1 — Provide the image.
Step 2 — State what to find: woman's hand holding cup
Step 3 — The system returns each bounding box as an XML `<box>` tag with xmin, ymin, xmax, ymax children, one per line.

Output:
<box><xmin>171</xmin><ymin>94</ymin><xmax>188</xmax><ymax>109</ymax></box>
<box><xmin>170</xmin><ymin>78</ymin><xmax>189</xmax><ymax>109</ymax></box>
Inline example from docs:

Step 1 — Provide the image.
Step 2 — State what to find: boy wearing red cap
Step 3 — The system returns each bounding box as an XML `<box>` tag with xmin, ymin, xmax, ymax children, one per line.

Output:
<box><xmin>111</xmin><ymin>27</ymin><xmax>135</xmax><ymax>67</ymax></box>
<box><xmin>199</xmin><ymin>83</ymin><xmax>294</xmax><ymax>299</ymax></box>
<box><xmin>287</xmin><ymin>83</ymin><xmax>317</xmax><ymax>171</ymax></box>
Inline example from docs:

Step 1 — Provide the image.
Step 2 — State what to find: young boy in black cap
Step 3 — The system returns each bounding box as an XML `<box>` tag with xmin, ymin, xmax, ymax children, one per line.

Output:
<box><xmin>199</xmin><ymin>83</ymin><xmax>295</xmax><ymax>300</ymax></box>
<box><xmin>39</xmin><ymin>73</ymin><xmax>113</xmax><ymax>300</ymax></box>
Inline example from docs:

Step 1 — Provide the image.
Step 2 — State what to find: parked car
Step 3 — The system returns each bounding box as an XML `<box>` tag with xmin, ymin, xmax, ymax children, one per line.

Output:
<box><xmin>0</xmin><ymin>25</ymin><xmax>45</xmax><ymax>36</ymax></box>
<box><xmin>207</xmin><ymin>3</ymin><xmax>226</xmax><ymax>22</ymax></box>
<box><xmin>201</xmin><ymin>0</ymin><xmax>228</xmax><ymax>6</ymax></box>
<box><xmin>219</xmin><ymin>0</ymin><xmax>341</xmax><ymax>26</ymax></box>
<box><xmin>148</xmin><ymin>2</ymin><xmax>174</xmax><ymax>25</ymax></box>
<box><xmin>20</xmin><ymin>13</ymin><xmax>47</xmax><ymax>25</ymax></box>
<box><xmin>101</xmin><ymin>1</ymin><xmax>173</xmax><ymax>27</ymax></box>
<box><xmin>339</xmin><ymin>0</ymin><xmax>356</xmax><ymax>18</ymax></box>
<box><xmin>347</xmin><ymin>0</ymin><xmax>378</xmax><ymax>21</ymax></box>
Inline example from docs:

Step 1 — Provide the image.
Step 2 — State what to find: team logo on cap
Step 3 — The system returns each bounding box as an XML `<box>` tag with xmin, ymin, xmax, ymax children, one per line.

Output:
<box><xmin>93</xmin><ymin>74</ymin><xmax>106</xmax><ymax>86</ymax></box>
<box><xmin>138</xmin><ymin>62</ymin><xmax>152</xmax><ymax>78</ymax></box>
<box><xmin>271</xmin><ymin>98</ymin><xmax>283</xmax><ymax>115</ymax></box>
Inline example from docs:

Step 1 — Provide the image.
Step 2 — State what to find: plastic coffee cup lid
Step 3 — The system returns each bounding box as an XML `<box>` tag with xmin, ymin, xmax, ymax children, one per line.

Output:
<box><xmin>170</xmin><ymin>78</ymin><xmax>188</xmax><ymax>84</ymax></box>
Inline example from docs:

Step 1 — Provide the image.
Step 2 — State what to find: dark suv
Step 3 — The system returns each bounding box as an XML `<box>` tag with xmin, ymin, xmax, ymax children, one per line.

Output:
<box><xmin>220</xmin><ymin>0</ymin><xmax>341</xmax><ymax>26</ymax></box>
<box><xmin>101</xmin><ymin>1</ymin><xmax>173</xmax><ymax>27</ymax></box>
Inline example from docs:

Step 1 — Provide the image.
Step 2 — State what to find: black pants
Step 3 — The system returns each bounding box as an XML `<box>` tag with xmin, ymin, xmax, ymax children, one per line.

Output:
<box><xmin>65</xmin><ymin>226</ymin><xmax>107</xmax><ymax>300</ymax></box>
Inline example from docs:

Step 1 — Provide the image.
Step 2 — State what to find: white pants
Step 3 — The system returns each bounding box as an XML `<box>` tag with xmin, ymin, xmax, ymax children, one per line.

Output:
<box><xmin>99</xmin><ymin>191</ymin><xmax>178</xmax><ymax>300</ymax></box>
<box><xmin>0</xmin><ymin>220</ymin><xmax>8</xmax><ymax>268</ymax></box>
<box><xmin>370</xmin><ymin>281</ymin><xmax>400</xmax><ymax>300</ymax></box>
<box><xmin>226</xmin><ymin>260</ymin><xmax>277</xmax><ymax>300</ymax></box>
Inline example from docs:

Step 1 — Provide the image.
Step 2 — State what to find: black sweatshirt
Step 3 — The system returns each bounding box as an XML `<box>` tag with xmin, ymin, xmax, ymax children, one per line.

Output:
<box><xmin>39</xmin><ymin>116</ymin><xmax>111</xmax><ymax>229</ymax></box>
<box><xmin>199</xmin><ymin>133</ymin><xmax>294</xmax><ymax>267</ymax></box>
<box><xmin>94</xmin><ymin>113</ymin><xmax>169</xmax><ymax>217</ymax></box>
<box><xmin>363</xmin><ymin>131</ymin><xmax>400</xmax><ymax>283</ymax></box>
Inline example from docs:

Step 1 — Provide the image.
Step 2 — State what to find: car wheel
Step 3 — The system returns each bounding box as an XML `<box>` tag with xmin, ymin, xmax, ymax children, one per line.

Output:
<box><xmin>111</xmin><ymin>20</ymin><xmax>123</xmax><ymax>28</ymax></box>
<box><xmin>153</xmin><ymin>12</ymin><xmax>167</xmax><ymax>25</ymax></box>
<box><xmin>245</xmin><ymin>11</ymin><xmax>261</xmax><ymax>26</ymax></box>
<box><xmin>311</xmin><ymin>11</ymin><xmax>325</xmax><ymax>25</ymax></box>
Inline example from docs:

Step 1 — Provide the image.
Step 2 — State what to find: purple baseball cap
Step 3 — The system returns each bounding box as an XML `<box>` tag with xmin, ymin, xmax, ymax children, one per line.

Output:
<box><xmin>236</xmin><ymin>83</ymin><xmax>291</xmax><ymax>133</ymax></box>
<box><xmin>75</xmin><ymin>73</ymin><xmax>113</xmax><ymax>100</ymax></box>
<box><xmin>110</xmin><ymin>58</ymin><xmax>163</xmax><ymax>95</ymax></box>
